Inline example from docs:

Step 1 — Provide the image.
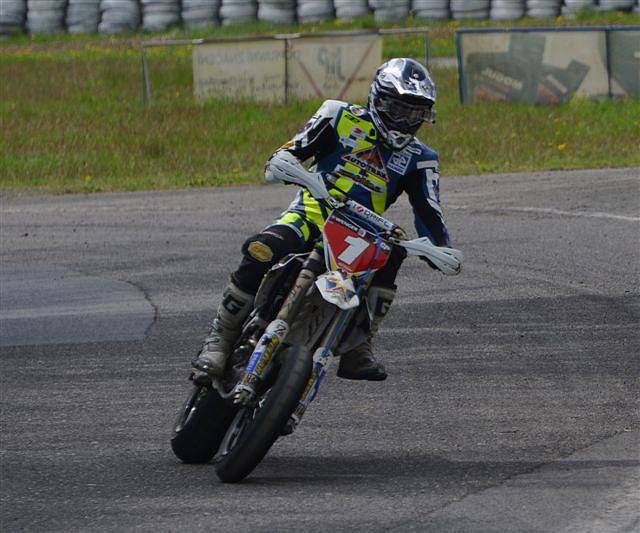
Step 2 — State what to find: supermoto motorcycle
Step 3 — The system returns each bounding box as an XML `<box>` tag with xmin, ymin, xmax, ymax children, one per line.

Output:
<box><xmin>171</xmin><ymin>165</ymin><xmax>463</xmax><ymax>483</ymax></box>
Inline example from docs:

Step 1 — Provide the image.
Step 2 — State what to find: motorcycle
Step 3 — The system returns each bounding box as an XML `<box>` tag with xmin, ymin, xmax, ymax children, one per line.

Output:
<box><xmin>171</xmin><ymin>173</ymin><xmax>463</xmax><ymax>483</ymax></box>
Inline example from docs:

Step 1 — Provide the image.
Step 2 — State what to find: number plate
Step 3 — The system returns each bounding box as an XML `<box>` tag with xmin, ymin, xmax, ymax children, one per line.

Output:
<box><xmin>322</xmin><ymin>212</ymin><xmax>391</xmax><ymax>274</ymax></box>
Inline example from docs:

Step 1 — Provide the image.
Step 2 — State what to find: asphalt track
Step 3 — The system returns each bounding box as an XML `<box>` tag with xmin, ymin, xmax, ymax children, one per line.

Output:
<box><xmin>1</xmin><ymin>167</ymin><xmax>639</xmax><ymax>532</ymax></box>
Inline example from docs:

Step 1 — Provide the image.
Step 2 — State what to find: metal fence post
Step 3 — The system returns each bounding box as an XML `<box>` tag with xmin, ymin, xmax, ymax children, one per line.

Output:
<box><xmin>284</xmin><ymin>38</ymin><xmax>290</xmax><ymax>105</ymax></box>
<box><xmin>141</xmin><ymin>46</ymin><xmax>153</xmax><ymax>107</ymax></box>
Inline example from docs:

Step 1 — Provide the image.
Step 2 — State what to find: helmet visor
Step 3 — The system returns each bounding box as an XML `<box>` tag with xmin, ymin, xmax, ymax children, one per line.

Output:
<box><xmin>375</xmin><ymin>94</ymin><xmax>435</xmax><ymax>134</ymax></box>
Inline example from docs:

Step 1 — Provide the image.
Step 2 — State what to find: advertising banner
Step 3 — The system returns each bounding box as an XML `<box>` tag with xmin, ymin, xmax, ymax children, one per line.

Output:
<box><xmin>608</xmin><ymin>29</ymin><xmax>640</xmax><ymax>98</ymax></box>
<box><xmin>193</xmin><ymin>39</ymin><xmax>286</xmax><ymax>102</ymax></box>
<box><xmin>192</xmin><ymin>33</ymin><xmax>383</xmax><ymax>103</ymax></box>
<box><xmin>287</xmin><ymin>35</ymin><xmax>382</xmax><ymax>102</ymax></box>
<box><xmin>457</xmin><ymin>27</ymin><xmax>640</xmax><ymax>104</ymax></box>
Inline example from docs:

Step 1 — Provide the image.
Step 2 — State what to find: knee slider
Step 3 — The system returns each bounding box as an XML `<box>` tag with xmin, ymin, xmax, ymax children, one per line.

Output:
<box><xmin>241</xmin><ymin>232</ymin><xmax>287</xmax><ymax>266</ymax></box>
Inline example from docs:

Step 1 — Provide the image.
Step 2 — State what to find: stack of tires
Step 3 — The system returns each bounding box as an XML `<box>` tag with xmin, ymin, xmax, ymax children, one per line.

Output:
<box><xmin>26</xmin><ymin>0</ymin><xmax>66</xmax><ymax>34</ymax></box>
<box><xmin>561</xmin><ymin>0</ymin><xmax>594</xmax><ymax>13</ymax></box>
<box><xmin>370</xmin><ymin>0</ymin><xmax>410</xmax><ymax>21</ymax></box>
<box><xmin>597</xmin><ymin>0</ymin><xmax>635</xmax><ymax>10</ymax></box>
<box><xmin>334</xmin><ymin>0</ymin><xmax>370</xmax><ymax>19</ymax></box>
<box><xmin>412</xmin><ymin>0</ymin><xmax>450</xmax><ymax>19</ymax></box>
<box><xmin>450</xmin><ymin>0</ymin><xmax>491</xmax><ymax>18</ymax></box>
<box><xmin>141</xmin><ymin>0</ymin><xmax>181</xmax><ymax>31</ymax></box>
<box><xmin>297</xmin><ymin>0</ymin><xmax>334</xmax><ymax>22</ymax></box>
<box><xmin>526</xmin><ymin>0</ymin><xmax>560</xmax><ymax>17</ymax></box>
<box><xmin>220</xmin><ymin>0</ymin><xmax>258</xmax><ymax>25</ymax></box>
<box><xmin>98</xmin><ymin>0</ymin><xmax>141</xmax><ymax>33</ymax></box>
<box><xmin>182</xmin><ymin>0</ymin><xmax>220</xmax><ymax>28</ymax></box>
<box><xmin>257</xmin><ymin>0</ymin><xmax>297</xmax><ymax>23</ymax></box>
<box><xmin>66</xmin><ymin>0</ymin><xmax>101</xmax><ymax>33</ymax></box>
<box><xmin>490</xmin><ymin>0</ymin><xmax>525</xmax><ymax>19</ymax></box>
<box><xmin>0</xmin><ymin>0</ymin><xmax>26</xmax><ymax>36</ymax></box>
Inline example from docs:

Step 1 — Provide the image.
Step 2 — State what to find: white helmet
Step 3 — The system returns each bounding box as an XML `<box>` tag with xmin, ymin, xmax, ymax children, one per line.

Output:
<box><xmin>369</xmin><ymin>58</ymin><xmax>437</xmax><ymax>150</ymax></box>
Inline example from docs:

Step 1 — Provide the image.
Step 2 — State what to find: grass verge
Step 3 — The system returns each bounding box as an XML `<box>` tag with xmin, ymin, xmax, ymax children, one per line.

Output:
<box><xmin>1</xmin><ymin>12</ymin><xmax>639</xmax><ymax>194</ymax></box>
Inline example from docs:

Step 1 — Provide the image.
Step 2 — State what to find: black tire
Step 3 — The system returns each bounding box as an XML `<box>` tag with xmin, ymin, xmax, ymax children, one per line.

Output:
<box><xmin>171</xmin><ymin>385</ymin><xmax>238</xmax><ymax>464</ymax></box>
<box><xmin>214</xmin><ymin>345</ymin><xmax>313</xmax><ymax>483</ymax></box>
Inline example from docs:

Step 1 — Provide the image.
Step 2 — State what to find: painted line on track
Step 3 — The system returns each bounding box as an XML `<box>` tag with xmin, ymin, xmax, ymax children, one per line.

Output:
<box><xmin>449</xmin><ymin>205</ymin><xmax>640</xmax><ymax>222</ymax></box>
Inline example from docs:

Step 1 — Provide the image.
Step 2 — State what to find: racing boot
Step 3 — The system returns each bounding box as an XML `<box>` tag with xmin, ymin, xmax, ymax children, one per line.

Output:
<box><xmin>337</xmin><ymin>286</ymin><xmax>396</xmax><ymax>381</ymax></box>
<box><xmin>192</xmin><ymin>281</ymin><xmax>254</xmax><ymax>381</ymax></box>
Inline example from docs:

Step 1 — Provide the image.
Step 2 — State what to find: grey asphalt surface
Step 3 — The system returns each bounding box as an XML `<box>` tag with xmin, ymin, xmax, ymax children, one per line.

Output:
<box><xmin>1</xmin><ymin>167</ymin><xmax>639</xmax><ymax>532</ymax></box>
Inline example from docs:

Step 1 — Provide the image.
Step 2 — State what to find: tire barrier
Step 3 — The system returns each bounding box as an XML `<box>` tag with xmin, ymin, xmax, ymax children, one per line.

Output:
<box><xmin>526</xmin><ymin>0</ymin><xmax>562</xmax><ymax>18</ymax></box>
<box><xmin>0</xmin><ymin>0</ymin><xmax>27</xmax><ymax>35</ymax></box>
<box><xmin>370</xmin><ymin>0</ymin><xmax>411</xmax><ymax>21</ymax></box>
<box><xmin>220</xmin><ymin>0</ymin><xmax>258</xmax><ymax>25</ymax></box>
<box><xmin>98</xmin><ymin>0</ymin><xmax>141</xmax><ymax>33</ymax></box>
<box><xmin>334</xmin><ymin>0</ymin><xmax>370</xmax><ymax>20</ymax></box>
<box><xmin>1</xmin><ymin>0</ymin><xmax>638</xmax><ymax>36</ymax></box>
<box><xmin>412</xmin><ymin>0</ymin><xmax>451</xmax><ymax>19</ymax></box>
<box><xmin>182</xmin><ymin>0</ymin><xmax>221</xmax><ymax>28</ymax></box>
<box><xmin>141</xmin><ymin>0</ymin><xmax>181</xmax><ymax>32</ymax></box>
<box><xmin>67</xmin><ymin>0</ymin><xmax>101</xmax><ymax>33</ymax></box>
<box><xmin>451</xmin><ymin>0</ymin><xmax>491</xmax><ymax>18</ymax></box>
<box><xmin>490</xmin><ymin>0</ymin><xmax>526</xmax><ymax>18</ymax></box>
<box><xmin>26</xmin><ymin>0</ymin><xmax>66</xmax><ymax>34</ymax></box>
<box><xmin>297</xmin><ymin>0</ymin><xmax>334</xmax><ymax>22</ymax></box>
<box><xmin>258</xmin><ymin>0</ymin><xmax>297</xmax><ymax>23</ymax></box>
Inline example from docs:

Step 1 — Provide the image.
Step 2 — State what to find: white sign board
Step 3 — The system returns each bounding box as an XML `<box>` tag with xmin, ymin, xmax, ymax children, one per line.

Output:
<box><xmin>287</xmin><ymin>35</ymin><xmax>382</xmax><ymax>102</ymax></box>
<box><xmin>192</xmin><ymin>34</ymin><xmax>383</xmax><ymax>103</ymax></box>
<box><xmin>193</xmin><ymin>39</ymin><xmax>285</xmax><ymax>102</ymax></box>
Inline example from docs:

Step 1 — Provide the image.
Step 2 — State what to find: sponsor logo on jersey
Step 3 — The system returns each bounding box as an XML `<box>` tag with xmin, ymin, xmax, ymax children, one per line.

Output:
<box><xmin>340</xmin><ymin>137</ymin><xmax>361</xmax><ymax>149</ymax></box>
<box><xmin>404</xmin><ymin>143</ymin><xmax>422</xmax><ymax>156</ymax></box>
<box><xmin>341</xmin><ymin>147</ymin><xmax>389</xmax><ymax>183</ymax></box>
<box><xmin>337</xmin><ymin>168</ymin><xmax>385</xmax><ymax>194</ymax></box>
<box><xmin>387</xmin><ymin>151</ymin><xmax>411</xmax><ymax>175</ymax></box>
<box><xmin>343</xmin><ymin>112</ymin><xmax>362</xmax><ymax>123</ymax></box>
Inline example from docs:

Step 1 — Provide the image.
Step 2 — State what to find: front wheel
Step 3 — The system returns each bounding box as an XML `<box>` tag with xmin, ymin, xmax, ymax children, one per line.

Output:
<box><xmin>214</xmin><ymin>345</ymin><xmax>312</xmax><ymax>483</ymax></box>
<box><xmin>171</xmin><ymin>384</ymin><xmax>238</xmax><ymax>464</ymax></box>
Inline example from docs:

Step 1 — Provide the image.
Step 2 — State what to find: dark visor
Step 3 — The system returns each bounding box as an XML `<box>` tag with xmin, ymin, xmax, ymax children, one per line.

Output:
<box><xmin>375</xmin><ymin>94</ymin><xmax>434</xmax><ymax>132</ymax></box>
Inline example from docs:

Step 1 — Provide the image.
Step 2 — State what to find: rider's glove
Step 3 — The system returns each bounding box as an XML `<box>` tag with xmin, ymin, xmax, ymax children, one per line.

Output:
<box><xmin>265</xmin><ymin>150</ymin><xmax>330</xmax><ymax>200</ymax></box>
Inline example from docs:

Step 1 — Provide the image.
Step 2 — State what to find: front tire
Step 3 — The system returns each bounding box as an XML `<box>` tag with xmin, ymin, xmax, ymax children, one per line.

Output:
<box><xmin>214</xmin><ymin>345</ymin><xmax>312</xmax><ymax>483</ymax></box>
<box><xmin>171</xmin><ymin>384</ymin><xmax>237</xmax><ymax>464</ymax></box>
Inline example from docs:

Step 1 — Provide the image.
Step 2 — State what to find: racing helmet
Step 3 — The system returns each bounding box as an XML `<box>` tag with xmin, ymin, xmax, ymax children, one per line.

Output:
<box><xmin>369</xmin><ymin>58</ymin><xmax>436</xmax><ymax>150</ymax></box>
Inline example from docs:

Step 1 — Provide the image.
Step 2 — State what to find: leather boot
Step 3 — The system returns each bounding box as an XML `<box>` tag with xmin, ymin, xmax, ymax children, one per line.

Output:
<box><xmin>192</xmin><ymin>282</ymin><xmax>254</xmax><ymax>379</ymax></box>
<box><xmin>337</xmin><ymin>286</ymin><xmax>396</xmax><ymax>381</ymax></box>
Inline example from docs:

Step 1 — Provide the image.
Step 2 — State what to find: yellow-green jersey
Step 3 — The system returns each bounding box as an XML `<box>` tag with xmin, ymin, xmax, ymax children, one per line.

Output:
<box><xmin>270</xmin><ymin>99</ymin><xmax>451</xmax><ymax>247</ymax></box>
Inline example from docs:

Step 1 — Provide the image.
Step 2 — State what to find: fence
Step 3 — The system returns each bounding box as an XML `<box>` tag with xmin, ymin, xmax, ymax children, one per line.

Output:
<box><xmin>141</xmin><ymin>27</ymin><xmax>431</xmax><ymax>105</ymax></box>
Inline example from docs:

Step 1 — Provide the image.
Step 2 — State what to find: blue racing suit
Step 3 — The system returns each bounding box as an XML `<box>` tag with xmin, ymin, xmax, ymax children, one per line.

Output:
<box><xmin>231</xmin><ymin>99</ymin><xmax>451</xmax><ymax>294</ymax></box>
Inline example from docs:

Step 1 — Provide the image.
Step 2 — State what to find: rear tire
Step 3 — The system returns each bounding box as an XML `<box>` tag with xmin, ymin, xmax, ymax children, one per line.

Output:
<box><xmin>214</xmin><ymin>345</ymin><xmax>312</xmax><ymax>483</ymax></box>
<box><xmin>171</xmin><ymin>384</ymin><xmax>237</xmax><ymax>464</ymax></box>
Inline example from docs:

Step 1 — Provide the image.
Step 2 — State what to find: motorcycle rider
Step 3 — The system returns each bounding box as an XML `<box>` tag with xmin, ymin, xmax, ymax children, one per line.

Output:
<box><xmin>193</xmin><ymin>58</ymin><xmax>451</xmax><ymax>382</ymax></box>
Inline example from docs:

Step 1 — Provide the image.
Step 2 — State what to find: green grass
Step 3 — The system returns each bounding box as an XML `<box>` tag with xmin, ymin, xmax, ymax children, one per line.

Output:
<box><xmin>1</xmin><ymin>12</ymin><xmax>639</xmax><ymax>194</ymax></box>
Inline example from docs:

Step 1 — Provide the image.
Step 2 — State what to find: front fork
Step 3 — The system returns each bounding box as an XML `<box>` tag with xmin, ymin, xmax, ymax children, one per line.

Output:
<box><xmin>232</xmin><ymin>244</ymin><xmax>325</xmax><ymax>405</ymax></box>
<box><xmin>288</xmin><ymin>305</ymin><xmax>356</xmax><ymax>429</ymax></box>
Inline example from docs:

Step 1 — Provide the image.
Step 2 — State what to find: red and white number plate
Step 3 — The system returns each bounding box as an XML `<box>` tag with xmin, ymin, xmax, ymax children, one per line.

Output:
<box><xmin>323</xmin><ymin>212</ymin><xmax>391</xmax><ymax>274</ymax></box>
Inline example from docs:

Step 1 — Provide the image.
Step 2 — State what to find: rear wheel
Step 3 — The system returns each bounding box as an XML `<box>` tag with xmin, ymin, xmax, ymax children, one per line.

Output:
<box><xmin>171</xmin><ymin>384</ymin><xmax>238</xmax><ymax>464</ymax></box>
<box><xmin>214</xmin><ymin>345</ymin><xmax>312</xmax><ymax>483</ymax></box>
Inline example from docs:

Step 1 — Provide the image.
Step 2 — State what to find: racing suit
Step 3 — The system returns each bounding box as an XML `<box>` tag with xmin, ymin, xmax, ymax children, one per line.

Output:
<box><xmin>232</xmin><ymin>99</ymin><xmax>451</xmax><ymax>296</ymax></box>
